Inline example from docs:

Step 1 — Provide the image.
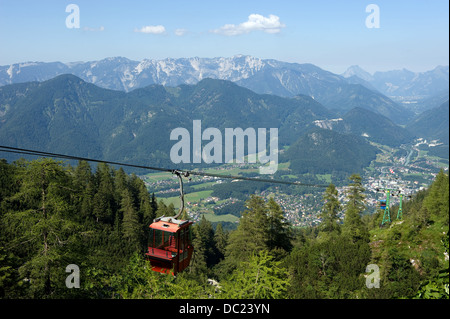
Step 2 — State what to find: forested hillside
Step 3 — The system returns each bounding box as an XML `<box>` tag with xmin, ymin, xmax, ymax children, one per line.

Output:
<box><xmin>1</xmin><ymin>158</ymin><xmax>447</xmax><ymax>299</ymax></box>
<box><xmin>407</xmin><ymin>100</ymin><xmax>449</xmax><ymax>145</ymax></box>
<box><xmin>0</xmin><ymin>75</ymin><xmax>333</xmax><ymax>168</ymax></box>
<box><xmin>283</xmin><ymin>128</ymin><xmax>379</xmax><ymax>175</ymax></box>
<box><xmin>334</xmin><ymin>107</ymin><xmax>414</xmax><ymax>147</ymax></box>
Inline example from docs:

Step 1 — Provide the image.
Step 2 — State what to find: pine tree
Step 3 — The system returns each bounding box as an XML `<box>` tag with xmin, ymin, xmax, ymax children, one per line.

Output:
<box><xmin>346</xmin><ymin>174</ymin><xmax>366</xmax><ymax>212</ymax></box>
<box><xmin>114</xmin><ymin>167</ymin><xmax>129</xmax><ymax>203</ymax></box>
<box><xmin>196</xmin><ymin>216</ymin><xmax>220</xmax><ymax>267</ymax></box>
<box><xmin>342</xmin><ymin>174</ymin><xmax>369</xmax><ymax>243</ymax></box>
<box><xmin>3</xmin><ymin>158</ymin><xmax>78</xmax><ymax>297</ymax></box>
<box><xmin>92</xmin><ymin>188</ymin><xmax>113</xmax><ymax>223</ymax></box>
<box><xmin>150</xmin><ymin>193</ymin><xmax>158</xmax><ymax>213</ymax></box>
<box><xmin>189</xmin><ymin>224</ymin><xmax>208</xmax><ymax>281</ymax></box>
<box><xmin>222</xmin><ymin>195</ymin><xmax>294</xmax><ymax>274</ymax></box>
<box><xmin>73</xmin><ymin>160</ymin><xmax>94</xmax><ymax>220</ymax></box>
<box><xmin>155</xmin><ymin>200</ymin><xmax>176</xmax><ymax>218</ymax></box>
<box><xmin>121</xmin><ymin>189</ymin><xmax>142</xmax><ymax>252</ymax></box>
<box><xmin>213</xmin><ymin>223</ymin><xmax>228</xmax><ymax>261</ymax></box>
<box><xmin>266</xmin><ymin>197</ymin><xmax>293</xmax><ymax>253</ymax></box>
<box><xmin>80</xmin><ymin>180</ymin><xmax>95</xmax><ymax>220</ymax></box>
<box><xmin>0</xmin><ymin>246</ymin><xmax>22</xmax><ymax>298</ymax></box>
<box><xmin>219</xmin><ymin>250</ymin><xmax>290</xmax><ymax>299</ymax></box>
<box><xmin>320</xmin><ymin>183</ymin><xmax>342</xmax><ymax>233</ymax></box>
<box><xmin>423</xmin><ymin>170</ymin><xmax>449</xmax><ymax>224</ymax></box>
<box><xmin>93</xmin><ymin>163</ymin><xmax>115</xmax><ymax>224</ymax></box>
<box><xmin>0</xmin><ymin>159</ymin><xmax>18</xmax><ymax>205</ymax></box>
<box><xmin>129</xmin><ymin>176</ymin><xmax>155</xmax><ymax>244</ymax></box>
<box><xmin>225</xmin><ymin>195</ymin><xmax>268</xmax><ymax>265</ymax></box>
<box><xmin>73</xmin><ymin>160</ymin><xmax>92</xmax><ymax>189</ymax></box>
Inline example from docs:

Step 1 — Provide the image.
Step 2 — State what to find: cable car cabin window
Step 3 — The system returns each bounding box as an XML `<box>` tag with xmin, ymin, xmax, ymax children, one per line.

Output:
<box><xmin>180</xmin><ymin>250</ymin><xmax>188</xmax><ymax>262</ymax></box>
<box><xmin>180</xmin><ymin>228</ymin><xmax>186</xmax><ymax>251</ymax></box>
<box><xmin>149</xmin><ymin>229</ymin><xmax>178</xmax><ymax>253</ymax></box>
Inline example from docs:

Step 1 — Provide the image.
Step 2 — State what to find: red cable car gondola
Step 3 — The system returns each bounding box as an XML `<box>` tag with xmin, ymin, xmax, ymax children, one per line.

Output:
<box><xmin>145</xmin><ymin>171</ymin><xmax>194</xmax><ymax>275</ymax></box>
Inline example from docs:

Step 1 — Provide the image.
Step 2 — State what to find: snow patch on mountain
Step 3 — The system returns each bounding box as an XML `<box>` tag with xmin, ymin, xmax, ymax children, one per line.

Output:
<box><xmin>6</xmin><ymin>65</ymin><xmax>13</xmax><ymax>78</ymax></box>
<box><xmin>313</xmin><ymin>118</ymin><xmax>343</xmax><ymax>130</ymax></box>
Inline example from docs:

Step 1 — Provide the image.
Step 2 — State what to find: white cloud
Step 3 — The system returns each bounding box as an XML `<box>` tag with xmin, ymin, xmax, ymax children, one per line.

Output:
<box><xmin>211</xmin><ymin>14</ymin><xmax>285</xmax><ymax>36</ymax></box>
<box><xmin>83</xmin><ymin>26</ymin><xmax>105</xmax><ymax>32</ymax></box>
<box><xmin>174</xmin><ymin>28</ymin><xmax>188</xmax><ymax>36</ymax></box>
<box><xmin>134</xmin><ymin>25</ymin><xmax>166</xmax><ymax>34</ymax></box>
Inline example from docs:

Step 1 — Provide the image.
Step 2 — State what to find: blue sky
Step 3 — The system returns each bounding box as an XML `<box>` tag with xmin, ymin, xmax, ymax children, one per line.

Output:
<box><xmin>0</xmin><ymin>0</ymin><xmax>448</xmax><ymax>74</ymax></box>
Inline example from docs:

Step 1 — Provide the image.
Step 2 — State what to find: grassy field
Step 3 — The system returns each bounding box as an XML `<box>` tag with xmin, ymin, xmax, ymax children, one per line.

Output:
<box><xmin>191</xmin><ymin>181</ymin><xmax>217</xmax><ymax>190</ymax></box>
<box><xmin>200</xmin><ymin>212</ymin><xmax>239</xmax><ymax>223</ymax></box>
<box><xmin>143</xmin><ymin>172</ymin><xmax>174</xmax><ymax>182</ymax></box>
<box><xmin>160</xmin><ymin>190</ymin><xmax>214</xmax><ymax>209</ymax></box>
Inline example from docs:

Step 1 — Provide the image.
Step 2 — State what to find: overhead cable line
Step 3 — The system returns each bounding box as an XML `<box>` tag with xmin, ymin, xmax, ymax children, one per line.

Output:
<box><xmin>0</xmin><ymin>145</ymin><xmax>329</xmax><ymax>188</ymax></box>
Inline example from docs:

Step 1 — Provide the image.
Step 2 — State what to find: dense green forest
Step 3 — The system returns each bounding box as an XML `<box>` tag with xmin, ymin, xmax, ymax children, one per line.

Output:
<box><xmin>283</xmin><ymin>128</ymin><xmax>379</xmax><ymax>175</ymax></box>
<box><xmin>0</xmin><ymin>158</ymin><xmax>448</xmax><ymax>299</ymax></box>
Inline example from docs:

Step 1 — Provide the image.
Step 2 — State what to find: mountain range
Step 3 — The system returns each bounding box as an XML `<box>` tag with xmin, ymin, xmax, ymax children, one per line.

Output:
<box><xmin>342</xmin><ymin>65</ymin><xmax>449</xmax><ymax>98</ymax></box>
<box><xmin>0</xmin><ymin>74</ymin><xmax>408</xmax><ymax>173</ymax></box>
<box><xmin>0</xmin><ymin>74</ymin><xmax>334</xmax><ymax>169</ymax></box>
<box><xmin>1</xmin><ymin>55</ymin><xmax>436</xmax><ymax>124</ymax></box>
<box><xmin>0</xmin><ymin>59</ymin><xmax>448</xmax><ymax>174</ymax></box>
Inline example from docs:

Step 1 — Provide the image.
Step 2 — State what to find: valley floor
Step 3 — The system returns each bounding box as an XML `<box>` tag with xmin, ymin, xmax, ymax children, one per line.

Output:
<box><xmin>142</xmin><ymin>138</ymin><xmax>448</xmax><ymax>228</ymax></box>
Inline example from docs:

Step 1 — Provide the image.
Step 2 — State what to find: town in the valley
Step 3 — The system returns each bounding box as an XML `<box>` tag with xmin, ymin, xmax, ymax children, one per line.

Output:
<box><xmin>142</xmin><ymin>137</ymin><xmax>448</xmax><ymax>228</ymax></box>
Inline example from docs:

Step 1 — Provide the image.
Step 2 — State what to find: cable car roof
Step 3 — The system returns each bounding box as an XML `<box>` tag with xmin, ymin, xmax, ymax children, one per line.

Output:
<box><xmin>149</xmin><ymin>217</ymin><xmax>192</xmax><ymax>232</ymax></box>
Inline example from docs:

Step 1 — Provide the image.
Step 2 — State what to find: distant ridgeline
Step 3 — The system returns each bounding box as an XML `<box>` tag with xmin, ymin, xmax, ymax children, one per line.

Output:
<box><xmin>2</xmin><ymin>73</ymin><xmax>444</xmax><ymax>177</ymax></box>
